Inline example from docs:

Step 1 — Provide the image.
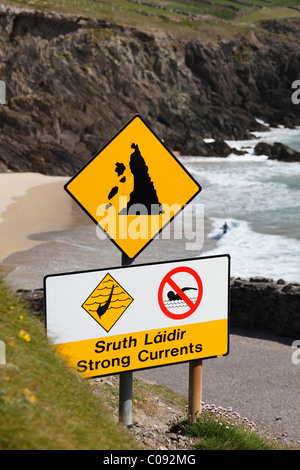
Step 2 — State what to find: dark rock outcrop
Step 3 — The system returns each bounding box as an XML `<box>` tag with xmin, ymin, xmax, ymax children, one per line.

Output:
<box><xmin>254</xmin><ymin>142</ymin><xmax>300</xmax><ymax>162</ymax></box>
<box><xmin>199</xmin><ymin>138</ymin><xmax>245</xmax><ymax>158</ymax></box>
<box><xmin>0</xmin><ymin>6</ymin><xmax>300</xmax><ymax>175</ymax></box>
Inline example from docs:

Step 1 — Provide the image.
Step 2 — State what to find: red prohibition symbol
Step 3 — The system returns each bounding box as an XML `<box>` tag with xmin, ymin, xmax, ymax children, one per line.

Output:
<box><xmin>158</xmin><ymin>266</ymin><xmax>203</xmax><ymax>320</ymax></box>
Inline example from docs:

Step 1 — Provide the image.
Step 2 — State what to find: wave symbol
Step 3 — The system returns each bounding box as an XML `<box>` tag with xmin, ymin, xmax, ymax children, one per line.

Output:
<box><xmin>163</xmin><ymin>297</ymin><xmax>198</xmax><ymax>308</ymax></box>
<box><xmin>82</xmin><ymin>273</ymin><xmax>134</xmax><ymax>332</ymax></box>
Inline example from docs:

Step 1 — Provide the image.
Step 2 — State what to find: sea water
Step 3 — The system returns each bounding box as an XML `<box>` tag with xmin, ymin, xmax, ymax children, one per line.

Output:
<box><xmin>3</xmin><ymin>125</ymin><xmax>300</xmax><ymax>289</ymax></box>
<box><xmin>181</xmin><ymin>125</ymin><xmax>300</xmax><ymax>283</ymax></box>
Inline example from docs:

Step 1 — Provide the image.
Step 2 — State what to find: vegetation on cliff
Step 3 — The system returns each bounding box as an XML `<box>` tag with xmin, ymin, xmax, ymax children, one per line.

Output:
<box><xmin>2</xmin><ymin>0</ymin><xmax>300</xmax><ymax>33</ymax></box>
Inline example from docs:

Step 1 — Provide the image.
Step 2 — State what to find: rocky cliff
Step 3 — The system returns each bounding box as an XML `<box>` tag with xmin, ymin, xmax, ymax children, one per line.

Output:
<box><xmin>0</xmin><ymin>5</ymin><xmax>300</xmax><ymax>175</ymax></box>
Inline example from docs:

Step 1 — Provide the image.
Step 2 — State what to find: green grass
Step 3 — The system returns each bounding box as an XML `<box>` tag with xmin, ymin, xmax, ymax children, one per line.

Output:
<box><xmin>183</xmin><ymin>419</ymin><xmax>277</xmax><ymax>450</ymax></box>
<box><xmin>1</xmin><ymin>0</ymin><xmax>300</xmax><ymax>39</ymax></box>
<box><xmin>236</xmin><ymin>6</ymin><xmax>300</xmax><ymax>23</ymax></box>
<box><xmin>172</xmin><ymin>406</ymin><xmax>283</xmax><ymax>450</ymax></box>
<box><xmin>0</xmin><ymin>279</ymin><xmax>139</xmax><ymax>450</ymax></box>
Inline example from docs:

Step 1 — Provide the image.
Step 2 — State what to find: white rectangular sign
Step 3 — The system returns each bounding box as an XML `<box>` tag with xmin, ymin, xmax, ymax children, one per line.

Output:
<box><xmin>44</xmin><ymin>255</ymin><xmax>230</xmax><ymax>377</ymax></box>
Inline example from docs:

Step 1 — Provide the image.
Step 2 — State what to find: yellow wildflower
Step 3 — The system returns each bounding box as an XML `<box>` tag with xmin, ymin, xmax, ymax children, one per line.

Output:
<box><xmin>18</xmin><ymin>330</ymin><xmax>31</xmax><ymax>342</ymax></box>
<box><xmin>22</xmin><ymin>389</ymin><xmax>36</xmax><ymax>403</ymax></box>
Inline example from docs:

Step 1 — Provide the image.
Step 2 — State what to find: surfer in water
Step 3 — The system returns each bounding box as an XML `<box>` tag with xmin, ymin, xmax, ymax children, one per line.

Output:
<box><xmin>222</xmin><ymin>222</ymin><xmax>228</xmax><ymax>234</ymax></box>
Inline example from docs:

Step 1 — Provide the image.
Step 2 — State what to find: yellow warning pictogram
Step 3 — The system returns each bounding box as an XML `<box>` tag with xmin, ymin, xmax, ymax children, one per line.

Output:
<box><xmin>81</xmin><ymin>273</ymin><xmax>133</xmax><ymax>332</ymax></box>
<box><xmin>64</xmin><ymin>114</ymin><xmax>201</xmax><ymax>259</ymax></box>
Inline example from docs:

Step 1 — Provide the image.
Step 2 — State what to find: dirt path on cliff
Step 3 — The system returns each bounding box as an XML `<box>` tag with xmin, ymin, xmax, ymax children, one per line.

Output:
<box><xmin>136</xmin><ymin>327</ymin><xmax>300</xmax><ymax>449</ymax></box>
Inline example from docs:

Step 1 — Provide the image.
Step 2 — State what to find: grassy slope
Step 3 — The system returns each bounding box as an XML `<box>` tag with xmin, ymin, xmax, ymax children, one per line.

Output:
<box><xmin>0</xmin><ymin>279</ymin><xmax>139</xmax><ymax>450</ymax></box>
<box><xmin>0</xmin><ymin>0</ymin><xmax>299</xmax><ymax>40</ymax></box>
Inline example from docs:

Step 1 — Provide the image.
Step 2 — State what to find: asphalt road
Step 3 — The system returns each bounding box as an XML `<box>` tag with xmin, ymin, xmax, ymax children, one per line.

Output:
<box><xmin>136</xmin><ymin>327</ymin><xmax>300</xmax><ymax>449</ymax></box>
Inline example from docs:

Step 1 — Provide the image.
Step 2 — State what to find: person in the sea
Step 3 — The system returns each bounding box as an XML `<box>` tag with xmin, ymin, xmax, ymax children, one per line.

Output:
<box><xmin>222</xmin><ymin>222</ymin><xmax>228</xmax><ymax>234</ymax></box>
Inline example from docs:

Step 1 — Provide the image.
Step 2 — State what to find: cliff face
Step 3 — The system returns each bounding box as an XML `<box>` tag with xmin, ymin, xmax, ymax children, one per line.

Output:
<box><xmin>0</xmin><ymin>5</ymin><xmax>299</xmax><ymax>175</ymax></box>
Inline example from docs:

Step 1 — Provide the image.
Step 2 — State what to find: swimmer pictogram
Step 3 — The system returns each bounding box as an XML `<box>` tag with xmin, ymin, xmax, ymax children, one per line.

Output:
<box><xmin>158</xmin><ymin>267</ymin><xmax>203</xmax><ymax>320</ymax></box>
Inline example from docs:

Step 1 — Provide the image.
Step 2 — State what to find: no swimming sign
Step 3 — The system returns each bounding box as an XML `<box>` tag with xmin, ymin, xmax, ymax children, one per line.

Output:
<box><xmin>44</xmin><ymin>255</ymin><xmax>230</xmax><ymax>378</ymax></box>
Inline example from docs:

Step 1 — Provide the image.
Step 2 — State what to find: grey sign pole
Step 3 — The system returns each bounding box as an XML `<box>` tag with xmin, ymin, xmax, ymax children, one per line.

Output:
<box><xmin>119</xmin><ymin>253</ymin><xmax>134</xmax><ymax>426</ymax></box>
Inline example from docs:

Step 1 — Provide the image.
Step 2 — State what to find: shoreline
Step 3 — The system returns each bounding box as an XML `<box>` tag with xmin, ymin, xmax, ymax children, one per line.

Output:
<box><xmin>0</xmin><ymin>171</ymin><xmax>215</xmax><ymax>291</ymax></box>
<box><xmin>0</xmin><ymin>172</ymin><xmax>87</xmax><ymax>264</ymax></box>
<box><xmin>0</xmin><ymin>169</ymin><xmax>298</xmax><ymax>291</ymax></box>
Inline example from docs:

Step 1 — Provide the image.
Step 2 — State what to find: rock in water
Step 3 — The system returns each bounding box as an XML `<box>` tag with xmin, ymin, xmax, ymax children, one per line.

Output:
<box><xmin>254</xmin><ymin>142</ymin><xmax>300</xmax><ymax>162</ymax></box>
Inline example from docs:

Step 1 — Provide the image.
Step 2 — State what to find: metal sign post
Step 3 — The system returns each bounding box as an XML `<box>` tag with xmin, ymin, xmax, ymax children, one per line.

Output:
<box><xmin>119</xmin><ymin>253</ymin><xmax>134</xmax><ymax>426</ymax></box>
<box><xmin>119</xmin><ymin>369</ymin><xmax>133</xmax><ymax>426</ymax></box>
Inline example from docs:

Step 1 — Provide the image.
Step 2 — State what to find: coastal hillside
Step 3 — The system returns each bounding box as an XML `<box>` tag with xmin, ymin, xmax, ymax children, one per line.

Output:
<box><xmin>0</xmin><ymin>2</ymin><xmax>299</xmax><ymax>174</ymax></box>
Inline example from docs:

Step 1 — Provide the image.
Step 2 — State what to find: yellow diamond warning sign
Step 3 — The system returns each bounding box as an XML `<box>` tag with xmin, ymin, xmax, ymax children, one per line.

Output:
<box><xmin>81</xmin><ymin>273</ymin><xmax>133</xmax><ymax>333</ymax></box>
<box><xmin>64</xmin><ymin>114</ymin><xmax>201</xmax><ymax>259</ymax></box>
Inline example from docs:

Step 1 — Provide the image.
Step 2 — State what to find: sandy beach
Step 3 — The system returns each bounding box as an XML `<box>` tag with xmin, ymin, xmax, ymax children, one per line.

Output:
<box><xmin>0</xmin><ymin>172</ymin><xmax>86</xmax><ymax>265</ymax></box>
<box><xmin>0</xmin><ymin>170</ymin><xmax>215</xmax><ymax>290</ymax></box>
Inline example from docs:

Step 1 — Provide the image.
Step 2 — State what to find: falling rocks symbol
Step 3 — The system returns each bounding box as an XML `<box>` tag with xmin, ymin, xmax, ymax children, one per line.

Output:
<box><xmin>119</xmin><ymin>143</ymin><xmax>164</xmax><ymax>215</ymax></box>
